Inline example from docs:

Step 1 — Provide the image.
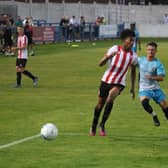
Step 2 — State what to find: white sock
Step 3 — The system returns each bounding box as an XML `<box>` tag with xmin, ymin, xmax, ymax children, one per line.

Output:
<box><xmin>151</xmin><ymin>111</ymin><xmax>156</xmax><ymax>117</ymax></box>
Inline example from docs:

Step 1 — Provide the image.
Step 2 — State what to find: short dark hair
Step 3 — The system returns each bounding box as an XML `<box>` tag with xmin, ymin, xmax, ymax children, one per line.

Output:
<box><xmin>146</xmin><ymin>42</ymin><xmax>158</xmax><ymax>48</ymax></box>
<box><xmin>17</xmin><ymin>25</ymin><xmax>23</xmax><ymax>28</ymax></box>
<box><xmin>120</xmin><ymin>29</ymin><xmax>135</xmax><ymax>40</ymax></box>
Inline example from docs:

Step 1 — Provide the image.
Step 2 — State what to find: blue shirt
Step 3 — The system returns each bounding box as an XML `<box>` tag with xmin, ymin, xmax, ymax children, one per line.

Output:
<box><xmin>138</xmin><ymin>56</ymin><xmax>166</xmax><ymax>91</ymax></box>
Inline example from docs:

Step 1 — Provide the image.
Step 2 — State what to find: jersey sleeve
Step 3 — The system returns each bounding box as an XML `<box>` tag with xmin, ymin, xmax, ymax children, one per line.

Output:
<box><xmin>106</xmin><ymin>45</ymin><xmax>118</xmax><ymax>57</ymax></box>
<box><xmin>157</xmin><ymin>62</ymin><xmax>166</xmax><ymax>76</ymax></box>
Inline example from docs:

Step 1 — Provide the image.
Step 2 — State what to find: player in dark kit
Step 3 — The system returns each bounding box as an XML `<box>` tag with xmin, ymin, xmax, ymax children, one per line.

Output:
<box><xmin>12</xmin><ymin>26</ymin><xmax>38</xmax><ymax>88</ymax></box>
<box><xmin>90</xmin><ymin>29</ymin><xmax>138</xmax><ymax>136</ymax></box>
<box><xmin>24</xmin><ymin>21</ymin><xmax>35</xmax><ymax>56</ymax></box>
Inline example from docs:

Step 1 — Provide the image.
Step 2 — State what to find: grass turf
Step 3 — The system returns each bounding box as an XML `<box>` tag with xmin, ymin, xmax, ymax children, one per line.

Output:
<box><xmin>0</xmin><ymin>40</ymin><xmax>168</xmax><ymax>168</ymax></box>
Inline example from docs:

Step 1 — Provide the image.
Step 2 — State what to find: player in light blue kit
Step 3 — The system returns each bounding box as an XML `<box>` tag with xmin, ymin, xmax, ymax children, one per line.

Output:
<box><xmin>138</xmin><ymin>42</ymin><xmax>168</xmax><ymax>126</ymax></box>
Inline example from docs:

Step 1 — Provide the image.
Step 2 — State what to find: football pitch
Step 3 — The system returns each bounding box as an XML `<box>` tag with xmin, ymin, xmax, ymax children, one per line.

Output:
<box><xmin>0</xmin><ymin>39</ymin><xmax>168</xmax><ymax>168</ymax></box>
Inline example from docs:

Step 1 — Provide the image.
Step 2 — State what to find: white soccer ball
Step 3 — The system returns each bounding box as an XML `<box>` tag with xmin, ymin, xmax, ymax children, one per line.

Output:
<box><xmin>41</xmin><ymin>123</ymin><xmax>58</xmax><ymax>140</ymax></box>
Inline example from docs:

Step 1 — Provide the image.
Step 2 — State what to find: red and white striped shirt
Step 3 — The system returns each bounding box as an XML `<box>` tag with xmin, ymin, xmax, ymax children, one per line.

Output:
<box><xmin>102</xmin><ymin>45</ymin><xmax>138</xmax><ymax>86</ymax></box>
<box><xmin>17</xmin><ymin>34</ymin><xmax>28</xmax><ymax>59</ymax></box>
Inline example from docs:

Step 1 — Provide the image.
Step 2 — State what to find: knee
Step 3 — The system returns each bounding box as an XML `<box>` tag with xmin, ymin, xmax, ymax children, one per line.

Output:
<box><xmin>141</xmin><ymin>99</ymin><xmax>153</xmax><ymax>113</ymax></box>
<box><xmin>96</xmin><ymin>103</ymin><xmax>104</xmax><ymax>110</ymax></box>
<box><xmin>107</xmin><ymin>88</ymin><xmax>119</xmax><ymax>102</ymax></box>
<box><xmin>162</xmin><ymin>107</ymin><xmax>168</xmax><ymax>113</ymax></box>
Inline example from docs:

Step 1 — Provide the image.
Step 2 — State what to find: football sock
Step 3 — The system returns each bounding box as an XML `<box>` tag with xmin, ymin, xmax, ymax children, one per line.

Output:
<box><xmin>92</xmin><ymin>106</ymin><xmax>103</xmax><ymax>131</ymax></box>
<box><xmin>162</xmin><ymin>107</ymin><xmax>168</xmax><ymax>119</ymax></box>
<box><xmin>17</xmin><ymin>72</ymin><xmax>22</xmax><ymax>85</ymax></box>
<box><xmin>141</xmin><ymin>99</ymin><xmax>155</xmax><ymax>115</ymax></box>
<box><xmin>100</xmin><ymin>102</ymin><xmax>113</xmax><ymax>127</ymax></box>
<box><xmin>23</xmin><ymin>70</ymin><xmax>35</xmax><ymax>80</ymax></box>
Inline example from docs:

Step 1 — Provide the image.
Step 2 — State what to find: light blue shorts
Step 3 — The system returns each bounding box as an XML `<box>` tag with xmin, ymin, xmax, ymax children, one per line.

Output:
<box><xmin>139</xmin><ymin>89</ymin><xmax>166</xmax><ymax>104</ymax></box>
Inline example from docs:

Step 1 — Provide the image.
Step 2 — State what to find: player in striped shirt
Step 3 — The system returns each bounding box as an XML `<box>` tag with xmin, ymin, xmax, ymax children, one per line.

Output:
<box><xmin>13</xmin><ymin>26</ymin><xmax>38</xmax><ymax>88</ymax></box>
<box><xmin>90</xmin><ymin>29</ymin><xmax>138</xmax><ymax>136</ymax></box>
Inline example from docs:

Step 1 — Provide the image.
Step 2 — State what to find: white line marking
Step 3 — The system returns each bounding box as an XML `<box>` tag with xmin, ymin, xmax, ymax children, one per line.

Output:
<box><xmin>0</xmin><ymin>132</ymin><xmax>85</xmax><ymax>150</ymax></box>
<box><xmin>0</xmin><ymin>134</ymin><xmax>41</xmax><ymax>150</ymax></box>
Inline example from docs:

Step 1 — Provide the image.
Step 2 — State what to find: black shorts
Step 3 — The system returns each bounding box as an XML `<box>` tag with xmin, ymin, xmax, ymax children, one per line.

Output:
<box><xmin>16</xmin><ymin>59</ymin><xmax>27</xmax><ymax>68</ymax></box>
<box><xmin>99</xmin><ymin>81</ymin><xmax>125</xmax><ymax>98</ymax></box>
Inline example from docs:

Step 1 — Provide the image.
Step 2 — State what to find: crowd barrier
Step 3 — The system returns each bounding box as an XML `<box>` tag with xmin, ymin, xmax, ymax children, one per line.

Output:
<box><xmin>32</xmin><ymin>22</ymin><xmax>125</xmax><ymax>43</ymax></box>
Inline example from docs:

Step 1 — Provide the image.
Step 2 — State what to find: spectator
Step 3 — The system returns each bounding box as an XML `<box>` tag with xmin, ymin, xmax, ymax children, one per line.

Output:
<box><xmin>23</xmin><ymin>17</ymin><xmax>29</xmax><ymax>26</ymax></box>
<box><xmin>163</xmin><ymin>13</ymin><xmax>168</xmax><ymax>24</ymax></box>
<box><xmin>80</xmin><ymin>16</ymin><xmax>85</xmax><ymax>41</ymax></box>
<box><xmin>28</xmin><ymin>17</ymin><xmax>34</xmax><ymax>26</ymax></box>
<box><xmin>69</xmin><ymin>16</ymin><xmax>76</xmax><ymax>41</ymax></box>
<box><xmin>15</xmin><ymin>16</ymin><xmax>23</xmax><ymax>27</ymax></box>
<box><xmin>60</xmin><ymin>17</ymin><xmax>68</xmax><ymax>41</ymax></box>
<box><xmin>94</xmin><ymin>17</ymin><xmax>101</xmax><ymax>40</ymax></box>
<box><xmin>130</xmin><ymin>22</ymin><xmax>141</xmax><ymax>53</ymax></box>
<box><xmin>101</xmin><ymin>17</ymin><xmax>107</xmax><ymax>25</ymax></box>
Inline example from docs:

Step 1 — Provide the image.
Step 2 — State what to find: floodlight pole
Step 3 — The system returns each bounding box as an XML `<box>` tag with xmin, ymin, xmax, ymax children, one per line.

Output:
<box><xmin>29</xmin><ymin>0</ymin><xmax>32</xmax><ymax>17</ymax></box>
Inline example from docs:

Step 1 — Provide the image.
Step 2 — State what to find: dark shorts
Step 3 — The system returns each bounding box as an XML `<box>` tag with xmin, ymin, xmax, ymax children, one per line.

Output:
<box><xmin>16</xmin><ymin>58</ymin><xmax>27</xmax><ymax>68</ymax></box>
<box><xmin>99</xmin><ymin>81</ymin><xmax>125</xmax><ymax>98</ymax></box>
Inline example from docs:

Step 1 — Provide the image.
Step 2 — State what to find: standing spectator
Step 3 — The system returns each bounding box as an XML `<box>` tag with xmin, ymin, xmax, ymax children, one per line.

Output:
<box><xmin>4</xmin><ymin>19</ymin><xmax>13</xmax><ymax>56</ymax></box>
<box><xmin>69</xmin><ymin>16</ymin><xmax>76</xmax><ymax>41</ymax></box>
<box><xmin>101</xmin><ymin>16</ymin><xmax>106</xmax><ymax>25</ymax></box>
<box><xmin>23</xmin><ymin>17</ymin><xmax>29</xmax><ymax>26</ymax></box>
<box><xmin>28</xmin><ymin>17</ymin><xmax>34</xmax><ymax>26</ymax></box>
<box><xmin>163</xmin><ymin>14</ymin><xmax>168</xmax><ymax>24</ymax></box>
<box><xmin>60</xmin><ymin>17</ymin><xmax>68</xmax><ymax>41</ymax></box>
<box><xmin>15</xmin><ymin>16</ymin><xmax>23</xmax><ymax>27</ymax></box>
<box><xmin>94</xmin><ymin>17</ymin><xmax>101</xmax><ymax>40</ymax></box>
<box><xmin>130</xmin><ymin>23</ymin><xmax>141</xmax><ymax>53</ymax></box>
<box><xmin>24</xmin><ymin>21</ymin><xmax>34</xmax><ymax>56</ymax></box>
<box><xmin>80</xmin><ymin>16</ymin><xmax>85</xmax><ymax>41</ymax></box>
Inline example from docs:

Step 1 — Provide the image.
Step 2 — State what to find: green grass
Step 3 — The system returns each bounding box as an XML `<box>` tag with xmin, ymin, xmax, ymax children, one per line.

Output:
<box><xmin>0</xmin><ymin>39</ymin><xmax>168</xmax><ymax>168</ymax></box>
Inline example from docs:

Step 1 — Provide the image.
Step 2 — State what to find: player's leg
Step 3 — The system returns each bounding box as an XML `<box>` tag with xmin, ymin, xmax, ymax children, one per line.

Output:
<box><xmin>90</xmin><ymin>82</ymin><xmax>107</xmax><ymax>136</ymax></box>
<box><xmin>159</xmin><ymin>100</ymin><xmax>168</xmax><ymax>119</ymax></box>
<box><xmin>15</xmin><ymin>59</ymin><xmax>23</xmax><ymax>88</ymax></box>
<box><xmin>99</xmin><ymin>86</ymin><xmax>121</xmax><ymax>136</ymax></box>
<box><xmin>140</xmin><ymin>94</ymin><xmax>160</xmax><ymax>126</ymax></box>
<box><xmin>90</xmin><ymin>96</ymin><xmax>106</xmax><ymax>136</ymax></box>
<box><xmin>156</xmin><ymin>89</ymin><xmax>168</xmax><ymax>120</ymax></box>
<box><xmin>22</xmin><ymin>59</ymin><xmax>38</xmax><ymax>86</ymax></box>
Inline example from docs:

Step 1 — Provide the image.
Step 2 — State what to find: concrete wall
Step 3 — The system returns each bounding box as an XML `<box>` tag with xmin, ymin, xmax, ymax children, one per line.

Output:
<box><xmin>138</xmin><ymin>24</ymin><xmax>168</xmax><ymax>37</ymax></box>
<box><xmin>0</xmin><ymin>1</ymin><xmax>168</xmax><ymax>24</ymax></box>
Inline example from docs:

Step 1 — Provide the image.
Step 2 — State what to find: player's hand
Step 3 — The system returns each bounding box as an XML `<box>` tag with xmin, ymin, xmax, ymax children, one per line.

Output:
<box><xmin>130</xmin><ymin>89</ymin><xmax>135</xmax><ymax>100</ymax></box>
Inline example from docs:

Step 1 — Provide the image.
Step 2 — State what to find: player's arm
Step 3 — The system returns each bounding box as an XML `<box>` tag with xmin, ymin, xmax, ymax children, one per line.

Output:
<box><xmin>145</xmin><ymin>62</ymin><xmax>165</xmax><ymax>82</ymax></box>
<box><xmin>12</xmin><ymin>46</ymin><xmax>27</xmax><ymax>51</ymax></box>
<box><xmin>130</xmin><ymin>64</ymin><xmax>136</xmax><ymax>100</ymax></box>
<box><xmin>145</xmin><ymin>75</ymin><xmax>164</xmax><ymax>81</ymax></box>
<box><xmin>99</xmin><ymin>52</ymin><xmax>116</xmax><ymax>67</ymax></box>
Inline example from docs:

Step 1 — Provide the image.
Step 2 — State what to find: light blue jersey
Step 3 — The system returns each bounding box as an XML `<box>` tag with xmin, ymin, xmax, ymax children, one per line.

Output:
<box><xmin>138</xmin><ymin>57</ymin><xmax>166</xmax><ymax>92</ymax></box>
